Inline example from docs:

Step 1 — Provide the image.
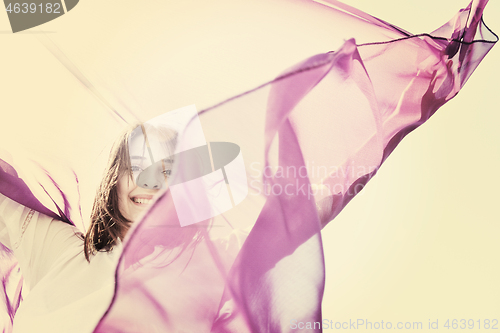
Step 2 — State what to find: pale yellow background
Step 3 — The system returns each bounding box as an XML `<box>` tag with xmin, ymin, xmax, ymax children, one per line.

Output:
<box><xmin>0</xmin><ymin>0</ymin><xmax>498</xmax><ymax>332</ymax></box>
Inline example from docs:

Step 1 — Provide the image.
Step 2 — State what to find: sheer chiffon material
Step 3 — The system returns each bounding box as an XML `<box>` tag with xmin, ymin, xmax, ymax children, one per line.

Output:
<box><xmin>96</xmin><ymin>1</ymin><xmax>496</xmax><ymax>332</ymax></box>
<box><xmin>0</xmin><ymin>0</ymin><xmax>497</xmax><ymax>332</ymax></box>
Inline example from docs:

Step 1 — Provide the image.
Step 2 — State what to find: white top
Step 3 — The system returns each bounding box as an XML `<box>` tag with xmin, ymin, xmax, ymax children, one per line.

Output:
<box><xmin>0</xmin><ymin>193</ymin><xmax>121</xmax><ymax>333</ymax></box>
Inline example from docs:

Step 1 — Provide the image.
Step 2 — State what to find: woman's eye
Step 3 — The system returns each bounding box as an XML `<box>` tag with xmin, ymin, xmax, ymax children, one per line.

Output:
<box><xmin>131</xmin><ymin>165</ymin><xmax>143</xmax><ymax>173</ymax></box>
<box><xmin>161</xmin><ymin>169</ymin><xmax>172</xmax><ymax>177</ymax></box>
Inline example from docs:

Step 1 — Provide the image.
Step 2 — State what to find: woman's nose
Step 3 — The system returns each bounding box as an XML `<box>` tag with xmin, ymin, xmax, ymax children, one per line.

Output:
<box><xmin>136</xmin><ymin>165</ymin><xmax>164</xmax><ymax>190</ymax></box>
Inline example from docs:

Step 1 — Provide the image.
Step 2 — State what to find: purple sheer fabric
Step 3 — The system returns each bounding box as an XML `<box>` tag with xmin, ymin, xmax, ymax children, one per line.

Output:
<box><xmin>94</xmin><ymin>1</ymin><xmax>496</xmax><ymax>332</ymax></box>
<box><xmin>0</xmin><ymin>0</ymin><xmax>497</xmax><ymax>332</ymax></box>
<box><xmin>0</xmin><ymin>244</ymin><xmax>22</xmax><ymax>333</ymax></box>
<box><xmin>0</xmin><ymin>159</ymin><xmax>70</xmax><ymax>223</ymax></box>
<box><xmin>0</xmin><ymin>158</ymin><xmax>71</xmax><ymax>331</ymax></box>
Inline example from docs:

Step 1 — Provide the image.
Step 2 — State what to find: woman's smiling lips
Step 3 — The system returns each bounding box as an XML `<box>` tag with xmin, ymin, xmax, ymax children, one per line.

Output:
<box><xmin>130</xmin><ymin>195</ymin><xmax>154</xmax><ymax>206</ymax></box>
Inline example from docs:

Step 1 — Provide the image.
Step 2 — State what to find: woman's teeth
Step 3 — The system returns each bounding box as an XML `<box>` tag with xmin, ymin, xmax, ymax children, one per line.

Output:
<box><xmin>132</xmin><ymin>198</ymin><xmax>152</xmax><ymax>204</ymax></box>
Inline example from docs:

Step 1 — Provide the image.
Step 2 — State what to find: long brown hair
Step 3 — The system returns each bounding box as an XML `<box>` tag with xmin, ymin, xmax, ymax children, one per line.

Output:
<box><xmin>84</xmin><ymin>126</ymin><xmax>136</xmax><ymax>261</ymax></box>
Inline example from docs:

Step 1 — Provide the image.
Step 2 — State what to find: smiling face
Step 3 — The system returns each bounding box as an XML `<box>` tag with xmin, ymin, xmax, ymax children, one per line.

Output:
<box><xmin>116</xmin><ymin>125</ymin><xmax>176</xmax><ymax>222</ymax></box>
<box><xmin>85</xmin><ymin>124</ymin><xmax>178</xmax><ymax>260</ymax></box>
<box><xmin>116</xmin><ymin>171</ymin><xmax>159</xmax><ymax>222</ymax></box>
